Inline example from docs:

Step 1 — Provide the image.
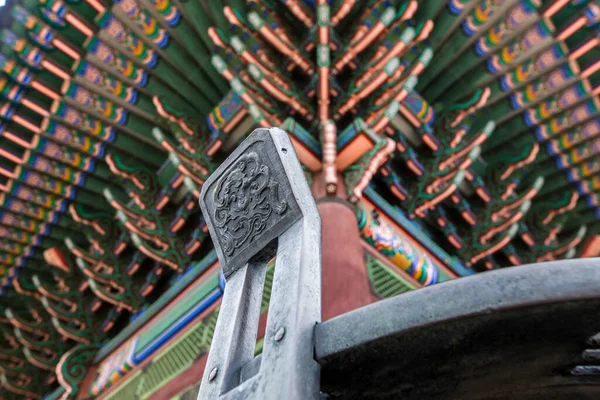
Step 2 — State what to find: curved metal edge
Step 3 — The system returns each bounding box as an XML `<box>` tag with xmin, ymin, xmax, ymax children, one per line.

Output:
<box><xmin>315</xmin><ymin>258</ymin><xmax>600</xmax><ymax>362</ymax></box>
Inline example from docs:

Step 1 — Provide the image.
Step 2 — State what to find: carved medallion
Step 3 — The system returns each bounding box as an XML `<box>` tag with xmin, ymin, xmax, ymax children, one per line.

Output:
<box><xmin>213</xmin><ymin>151</ymin><xmax>288</xmax><ymax>256</ymax></box>
<box><xmin>200</xmin><ymin>129</ymin><xmax>301</xmax><ymax>278</ymax></box>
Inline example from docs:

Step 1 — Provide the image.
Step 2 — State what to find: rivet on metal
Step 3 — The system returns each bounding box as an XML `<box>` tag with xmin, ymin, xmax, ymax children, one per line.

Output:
<box><xmin>208</xmin><ymin>367</ymin><xmax>218</xmax><ymax>382</ymax></box>
<box><xmin>274</xmin><ymin>327</ymin><xmax>285</xmax><ymax>342</ymax></box>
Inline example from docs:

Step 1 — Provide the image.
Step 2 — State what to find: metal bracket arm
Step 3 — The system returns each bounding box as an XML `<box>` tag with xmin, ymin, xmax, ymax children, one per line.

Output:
<box><xmin>197</xmin><ymin>127</ymin><xmax>322</xmax><ymax>400</ymax></box>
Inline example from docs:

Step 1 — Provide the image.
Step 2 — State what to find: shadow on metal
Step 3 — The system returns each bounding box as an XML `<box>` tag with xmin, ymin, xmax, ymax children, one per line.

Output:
<box><xmin>316</xmin><ymin>258</ymin><xmax>600</xmax><ymax>399</ymax></box>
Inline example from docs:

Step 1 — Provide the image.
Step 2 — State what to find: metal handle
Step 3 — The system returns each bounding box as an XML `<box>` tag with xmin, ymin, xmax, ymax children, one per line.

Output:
<box><xmin>197</xmin><ymin>128</ymin><xmax>322</xmax><ymax>400</ymax></box>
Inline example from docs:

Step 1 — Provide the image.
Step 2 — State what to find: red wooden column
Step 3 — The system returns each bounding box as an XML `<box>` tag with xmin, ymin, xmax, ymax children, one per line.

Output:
<box><xmin>312</xmin><ymin>173</ymin><xmax>377</xmax><ymax>321</ymax></box>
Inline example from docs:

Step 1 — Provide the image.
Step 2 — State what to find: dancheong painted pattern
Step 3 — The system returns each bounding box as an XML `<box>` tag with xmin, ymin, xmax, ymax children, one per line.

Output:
<box><xmin>0</xmin><ymin>0</ymin><xmax>597</xmax><ymax>398</ymax></box>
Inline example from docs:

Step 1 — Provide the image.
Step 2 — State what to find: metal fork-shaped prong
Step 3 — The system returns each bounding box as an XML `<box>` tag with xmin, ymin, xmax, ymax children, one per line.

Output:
<box><xmin>211</xmin><ymin>261</ymin><xmax>267</xmax><ymax>394</ymax></box>
<box><xmin>197</xmin><ymin>128</ymin><xmax>321</xmax><ymax>400</ymax></box>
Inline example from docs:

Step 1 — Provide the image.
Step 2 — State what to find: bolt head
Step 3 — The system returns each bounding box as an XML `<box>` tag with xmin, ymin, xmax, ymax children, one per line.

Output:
<box><xmin>208</xmin><ymin>367</ymin><xmax>218</xmax><ymax>382</ymax></box>
<box><xmin>274</xmin><ymin>327</ymin><xmax>285</xmax><ymax>342</ymax></box>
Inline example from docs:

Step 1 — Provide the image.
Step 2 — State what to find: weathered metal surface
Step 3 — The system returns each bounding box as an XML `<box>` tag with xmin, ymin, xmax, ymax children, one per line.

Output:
<box><xmin>198</xmin><ymin>128</ymin><xmax>322</xmax><ymax>400</ymax></box>
<box><xmin>315</xmin><ymin>258</ymin><xmax>600</xmax><ymax>399</ymax></box>
<box><xmin>200</xmin><ymin>128</ymin><xmax>303</xmax><ymax>278</ymax></box>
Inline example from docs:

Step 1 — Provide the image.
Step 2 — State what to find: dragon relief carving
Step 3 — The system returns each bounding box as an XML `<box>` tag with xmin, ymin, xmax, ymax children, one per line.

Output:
<box><xmin>213</xmin><ymin>151</ymin><xmax>288</xmax><ymax>256</ymax></box>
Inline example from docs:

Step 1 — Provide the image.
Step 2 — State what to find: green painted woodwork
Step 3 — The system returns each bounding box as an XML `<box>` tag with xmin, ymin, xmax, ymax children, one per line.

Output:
<box><xmin>134</xmin><ymin>271</ymin><xmax>220</xmax><ymax>354</ymax></box>
<box><xmin>103</xmin><ymin>370</ymin><xmax>144</xmax><ymax>400</ymax></box>
<box><xmin>136</xmin><ymin>312</ymin><xmax>218</xmax><ymax>399</ymax></box>
<box><xmin>261</xmin><ymin>264</ymin><xmax>275</xmax><ymax>313</ymax></box>
<box><xmin>366</xmin><ymin>252</ymin><xmax>417</xmax><ymax>299</ymax></box>
<box><xmin>101</xmin><ymin>311</ymin><xmax>218</xmax><ymax>400</ymax></box>
<box><xmin>0</xmin><ymin>1</ymin><xmax>596</xmax><ymax>398</ymax></box>
<box><xmin>93</xmin><ymin>253</ymin><xmax>416</xmax><ymax>398</ymax></box>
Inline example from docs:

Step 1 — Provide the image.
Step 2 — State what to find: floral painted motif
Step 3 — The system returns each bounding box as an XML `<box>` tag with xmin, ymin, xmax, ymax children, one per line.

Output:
<box><xmin>475</xmin><ymin>0</ymin><xmax>540</xmax><ymax>55</ymax></box>
<box><xmin>22</xmin><ymin>170</ymin><xmax>76</xmax><ymax>198</ymax></box>
<box><xmin>536</xmin><ymin>101</ymin><xmax>598</xmax><ymax>139</ymax></box>
<box><xmin>569</xmin><ymin>158</ymin><xmax>600</xmax><ymax>181</ymax></box>
<box><xmin>524</xmin><ymin>82</ymin><xmax>586</xmax><ymax>126</ymax></box>
<box><xmin>10</xmin><ymin>183</ymin><xmax>65</xmax><ymax>209</ymax></box>
<box><xmin>0</xmin><ymin>54</ymin><xmax>33</xmax><ymax>85</ymax></box>
<box><xmin>38</xmin><ymin>0</ymin><xmax>68</xmax><ymax>28</ymax></box>
<box><xmin>35</xmin><ymin>137</ymin><xmax>97</xmax><ymax>171</ymax></box>
<box><xmin>488</xmin><ymin>21</ymin><xmax>551</xmax><ymax>73</ymax></box>
<box><xmin>29</xmin><ymin>154</ymin><xmax>85</xmax><ymax>185</ymax></box>
<box><xmin>115</xmin><ymin>0</ymin><xmax>170</xmax><ymax>47</ymax></box>
<box><xmin>75</xmin><ymin>61</ymin><xmax>138</xmax><ymax>104</ymax></box>
<box><xmin>207</xmin><ymin>91</ymin><xmax>243</xmax><ymax>133</ymax></box>
<box><xmin>11</xmin><ymin>6</ymin><xmax>55</xmax><ymax>50</ymax></box>
<box><xmin>557</xmin><ymin>138</ymin><xmax>600</xmax><ymax>168</ymax></box>
<box><xmin>0</xmin><ymin>78</ymin><xmax>24</xmax><ymax>104</ymax></box>
<box><xmin>64</xmin><ymin>83</ymin><xmax>128</xmax><ymax>124</ymax></box>
<box><xmin>44</xmin><ymin>122</ymin><xmax>106</xmax><ymax>156</ymax></box>
<box><xmin>150</xmin><ymin>0</ymin><xmax>181</xmax><ymax>26</ymax></box>
<box><xmin>3</xmin><ymin>197</ymin><xmax>54</xmax><ymax>221</ymax></box>
<box><xmin>96</xmin><ymin>13</ymin><xmax>158</xmax><ymax>67</ymax></box>
<box><xmin>462</xmin><ymin>0</ymin><xmax>506</xmax><ymax>36</ymax></box>
<box><xmin>548</xmin><ymin>120</ymin><xmax>600</xmax><ymax>156</ymax></box>
<box><xmin>53</xmin><ymin>103</ymin><xmax>116</xmax><ymax>141</ymax></box>
<box><xmin>510</xmin><ymin>64</ymin><xmax>575</xmax><ymax>109</ymax></box>
<box><xmin>86</xmin><ymin>38</ymin><xmax>148</xmax><ymax>85</ymax></box>
<box><xmin>357</xmin><ymin>206</ymin><xmax>439</xmax><ymax>285</ymax></box>
<box><xmin>500</xmin><ymin>44</ymin><xmax>565</xmax><ymax>91</ymax></box>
